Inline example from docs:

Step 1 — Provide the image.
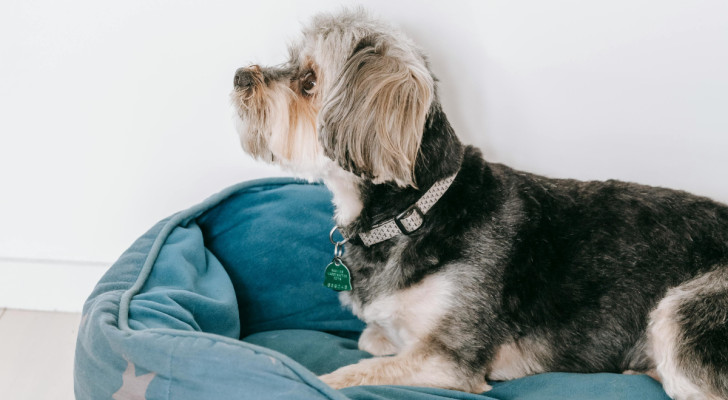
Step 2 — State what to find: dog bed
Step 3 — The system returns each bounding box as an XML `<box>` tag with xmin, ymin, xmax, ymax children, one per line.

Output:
<box><xmin>74</xmin><ymin>177</ymin><xmax>671</xmax><ymax>400</ymax></box>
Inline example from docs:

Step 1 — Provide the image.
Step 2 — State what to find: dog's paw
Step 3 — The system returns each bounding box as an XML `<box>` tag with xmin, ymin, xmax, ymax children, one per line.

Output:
<box><xmin>623</xmin><ymin>369</ymin><xmax>661</xmax><ymax>382</ymax></box>
<box><xmin>319</xmin><ymin>365</ymin><xmax>365</xmax><ymax>389</ymax></box>
<box><xmin>472</xmin><ymin>381</ymin><xmax>493</xmax><ymax>393</ymax></box>
<box><xmin>358</xmin><ymin>325</ymin><xmax>398</xmax><ymax>356</ymax></box>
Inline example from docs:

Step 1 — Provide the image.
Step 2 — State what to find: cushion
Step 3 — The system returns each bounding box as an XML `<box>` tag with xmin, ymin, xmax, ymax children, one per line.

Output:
<box><xmin>74</xmin><ymin>178</ymin><xmax>670</xmax><ymax>400</ymax></box>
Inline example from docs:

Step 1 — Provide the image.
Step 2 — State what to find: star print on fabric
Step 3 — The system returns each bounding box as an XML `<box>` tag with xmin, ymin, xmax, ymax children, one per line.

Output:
<box><xmin>112</xmin><ymin>361</ymin><xmax>156</xmax><ymax>400</ymax></box>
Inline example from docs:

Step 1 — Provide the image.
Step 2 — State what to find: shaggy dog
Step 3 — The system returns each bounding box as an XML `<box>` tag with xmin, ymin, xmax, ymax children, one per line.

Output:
<box><xmin>231</xmin><ymin>9</ymin><xmax>728</xmax><ymax>400</ymax></box>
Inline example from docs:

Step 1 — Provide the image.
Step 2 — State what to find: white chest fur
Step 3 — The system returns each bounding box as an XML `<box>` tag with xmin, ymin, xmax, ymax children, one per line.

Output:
<box><xmin>341</xmin><ymin>272</ymin><xmax>455</xmax><ymax>353</ymax></box>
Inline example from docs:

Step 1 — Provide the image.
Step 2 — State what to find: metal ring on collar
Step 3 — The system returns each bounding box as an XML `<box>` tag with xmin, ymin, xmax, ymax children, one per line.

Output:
<box><xmin>334</xmin><ymin>242</ymin><xmax>344</xmax><ymax>259</ymax></box>
<box><xmin>329</xmin><ymin>226</ymin><xmax>349</xmax><ymax>246</ymax></box>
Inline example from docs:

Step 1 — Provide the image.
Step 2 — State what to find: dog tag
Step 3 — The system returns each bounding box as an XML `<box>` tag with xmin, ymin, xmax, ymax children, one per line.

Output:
<box><xmin>323</xmin><ymin>258</ymin><xmax>352</xmax><ymax>292</ymax></box>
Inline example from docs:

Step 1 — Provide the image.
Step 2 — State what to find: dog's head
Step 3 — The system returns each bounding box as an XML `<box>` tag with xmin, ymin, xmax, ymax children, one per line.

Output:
<box><xmin>231</xmin><ymin>9</ymin><xmax>435</xmax><ymax>187</ymax></box>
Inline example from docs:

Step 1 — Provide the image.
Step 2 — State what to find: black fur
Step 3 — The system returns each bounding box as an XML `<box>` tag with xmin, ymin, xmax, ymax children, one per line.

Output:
<box><xmin>340</xmin><ymin>99</ymin><xmax>728</xmax><ymax>386</ymax></box>
<box><xmin>232</xmin><ymin>10</ymin><xmax>728</xmax><ymax>396</ymax></box>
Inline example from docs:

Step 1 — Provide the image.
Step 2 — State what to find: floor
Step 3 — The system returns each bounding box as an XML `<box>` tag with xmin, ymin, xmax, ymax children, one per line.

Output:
<box><xmin>0</xmin><ymin>308</ymin><xmax>81</xmax><ymax>400</ymax></box>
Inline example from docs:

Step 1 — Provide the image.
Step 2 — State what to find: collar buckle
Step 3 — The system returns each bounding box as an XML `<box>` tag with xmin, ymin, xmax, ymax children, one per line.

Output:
<box><xmin>394</xmin><ymin>204</ymin><xmax>424</xmax><ymax>235</ymax></box>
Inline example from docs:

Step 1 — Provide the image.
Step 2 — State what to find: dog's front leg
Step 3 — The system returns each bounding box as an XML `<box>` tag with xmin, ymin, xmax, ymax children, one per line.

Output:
<box><xmin>358</xmin><ymin>324</ymin><xmax>399</xmax><ymax>356</ymax></box>
<box><xmin>319</xmin><ymin>346</ymin><xmax>491</xmax><ymax>393</ymax></box>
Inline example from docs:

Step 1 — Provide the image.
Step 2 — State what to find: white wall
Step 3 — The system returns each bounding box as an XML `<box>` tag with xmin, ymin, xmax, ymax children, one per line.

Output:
<box><xmin>1</xmin><ymin>0</ymin><xmax>727</xmax><ymax>311</ymax></box>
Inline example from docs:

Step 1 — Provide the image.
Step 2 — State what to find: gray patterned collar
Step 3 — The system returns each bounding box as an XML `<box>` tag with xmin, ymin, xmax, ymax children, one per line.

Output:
<box><xmin>342</xmin><ymin>173</ymin><xmax>458</xmax><ymax>247</ymax></box>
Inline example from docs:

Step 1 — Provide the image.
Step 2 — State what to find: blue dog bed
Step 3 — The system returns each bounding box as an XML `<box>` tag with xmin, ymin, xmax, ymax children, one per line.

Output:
<box><xmin>74</xmin><ymin>178</ymin><xmax>670</xmax><ymax>400</ymax></box>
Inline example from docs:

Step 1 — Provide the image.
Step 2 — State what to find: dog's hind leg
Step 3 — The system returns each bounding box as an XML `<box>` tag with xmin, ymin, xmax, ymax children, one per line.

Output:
<box><xmin>648</xmin><ymin>267</ymin><xmax>728</xmax><ymax>400</ymax></box>
<box><xmin>319</xmin><ymin>345</ymin><xmax>491</xmax><ymax>393</ymax></box>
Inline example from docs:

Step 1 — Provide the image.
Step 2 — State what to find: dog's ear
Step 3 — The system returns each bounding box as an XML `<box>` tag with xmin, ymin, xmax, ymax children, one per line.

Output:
<box><xmin>320</xmin><ymin>35</ymin><xmax>434</xmax><ymax>187</ymax></box>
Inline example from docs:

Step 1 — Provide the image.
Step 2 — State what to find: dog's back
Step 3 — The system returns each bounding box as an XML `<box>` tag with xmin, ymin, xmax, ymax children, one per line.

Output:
<box><xmin>474</xmin><ymin>154</ymin><xmax>728</xmax><ymax>398</ymax></box>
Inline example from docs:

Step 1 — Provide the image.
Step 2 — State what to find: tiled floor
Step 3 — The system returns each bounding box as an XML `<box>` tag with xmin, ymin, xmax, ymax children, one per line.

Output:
<box><xmin>0</xmin><ymin>309</ymin><xmax>81</xmax><ymax>400</ymax></box>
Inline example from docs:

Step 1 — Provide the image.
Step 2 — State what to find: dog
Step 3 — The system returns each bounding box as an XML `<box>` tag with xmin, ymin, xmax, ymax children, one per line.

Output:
<box><xmin>231</xmin><ymin>9</ymin><xmax>728</xmax><ymax>400</ymax></box>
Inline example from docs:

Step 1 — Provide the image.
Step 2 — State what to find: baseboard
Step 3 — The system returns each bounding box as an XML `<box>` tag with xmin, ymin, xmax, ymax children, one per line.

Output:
<box><xmin>0</xmin><ymin>257</ymin><xmax>108</xmax><ymax>313</ymax></box>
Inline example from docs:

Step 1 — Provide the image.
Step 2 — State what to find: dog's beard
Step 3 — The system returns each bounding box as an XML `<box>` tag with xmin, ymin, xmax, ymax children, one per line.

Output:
<box><xmin>232</xmin><ymin>82</ymin><xmax>328</xmax><ymax>180</ymax></box>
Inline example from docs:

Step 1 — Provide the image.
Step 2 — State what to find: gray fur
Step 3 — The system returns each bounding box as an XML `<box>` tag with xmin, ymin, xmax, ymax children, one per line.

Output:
<box><xmin>231</xmin><ymin>8</ymin><xmax>728</xmax><ymax>399</ymax></box>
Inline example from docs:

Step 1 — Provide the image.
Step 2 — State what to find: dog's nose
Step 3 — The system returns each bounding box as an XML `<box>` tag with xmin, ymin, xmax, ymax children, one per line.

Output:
<box><xmin>234</xmin><ymin>67</ymin><xmax>258</xmax><ymax>89</ymax></box>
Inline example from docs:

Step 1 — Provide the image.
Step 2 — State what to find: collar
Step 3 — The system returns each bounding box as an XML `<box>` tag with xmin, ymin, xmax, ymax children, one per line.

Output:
<box><xmin>340</xmin><ymin>172</ymin><xmax>458</xmax><ymax>246</ymax></box>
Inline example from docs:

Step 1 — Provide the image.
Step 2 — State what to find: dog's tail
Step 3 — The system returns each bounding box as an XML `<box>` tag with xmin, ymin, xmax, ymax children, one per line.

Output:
<box><xmin>648</xmin><ymin>267</ymin><xmax>728</xmax><ymax>400</ymax></box>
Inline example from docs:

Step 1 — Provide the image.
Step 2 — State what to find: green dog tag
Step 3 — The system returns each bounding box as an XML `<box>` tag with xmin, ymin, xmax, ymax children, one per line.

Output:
<box><xmin>323</xmin><ymin>259</ymin><xmax>352</xmax><ymax>292</ymax></box>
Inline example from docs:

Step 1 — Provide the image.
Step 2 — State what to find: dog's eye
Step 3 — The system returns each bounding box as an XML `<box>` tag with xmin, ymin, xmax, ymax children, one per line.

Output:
<box><xmin>301</xmin><ymin>72</ymin><xmax>317</xmax><ymax>96</ymax></box>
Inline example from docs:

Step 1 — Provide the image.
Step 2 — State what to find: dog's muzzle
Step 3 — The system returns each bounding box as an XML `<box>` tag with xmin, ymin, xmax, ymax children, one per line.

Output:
<box><xmin>233</xmin><ymin>67</ymin><xmax>259</xmax><ymax>90</ymax></box>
